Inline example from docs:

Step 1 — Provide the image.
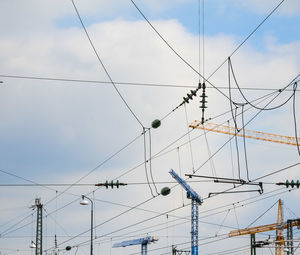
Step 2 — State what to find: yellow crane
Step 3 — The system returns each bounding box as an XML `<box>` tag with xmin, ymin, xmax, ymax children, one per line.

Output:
<box><xmin>229</xmin><ymin>200</ymin><xmax>300</xmax><ymax>255</ymax></box>
<box><xmin>189</xmin><ymin>121</ymin><xmax>300</xmax><ymax>146</ymax></box>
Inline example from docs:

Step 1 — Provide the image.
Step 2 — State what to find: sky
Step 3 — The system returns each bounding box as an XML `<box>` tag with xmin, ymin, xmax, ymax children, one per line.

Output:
<box><xmin>0</xmin><ymin>0</ymin><xmax>300</xmax><ymax>254</ymax></box>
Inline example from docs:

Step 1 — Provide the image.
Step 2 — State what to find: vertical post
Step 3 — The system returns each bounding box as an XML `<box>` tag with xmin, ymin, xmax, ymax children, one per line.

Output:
<box><xmin>172</xmin><ymin>245</ymin><xmax>176</xmax><ymax>255</ymax></box>
<box><xmin>35</xmin><ymin>198</ymin><xmax>43</xmax><ymax>255</ymax></box>
<box><xmin>141</xmin><ymin>243</ymin><xmax>147</xmax><ymax>255</ymax></box>
<box><xmin>80</xmin><ymin>195</ymin><xmax>93</xmax><ymax>255</ymax></box>
<box><xmin>191</xmin><ymin>200</ymin><xmax>194</xmax><ymax>254</ymax></box>
<box><xmin>54</xmin><ymin>234</ymin><xmax>58</xmax><ymax>255</ymax></box>
<box><xmin>287</xmin><ymin>220</ymin><xmax>293</xmax><ymax>255</ymax></box>
<box><xmin>195</xmin><ymin>200</ymin><xmax>199</xmax><ymax>255</ymax></box>
<box><xmin>250</xmin><ymin>234</ymin><xmax>256</xmax><ymax>255</ymax></box>
<box><xmin>191</xmin><ymin>199</ymin><xmax>198</xmax><ymax>255</ymax></box>
<box><xmin>91</xmin><ymin>203</ymin><xmax>93</xmax><ymax>255</ymax></box>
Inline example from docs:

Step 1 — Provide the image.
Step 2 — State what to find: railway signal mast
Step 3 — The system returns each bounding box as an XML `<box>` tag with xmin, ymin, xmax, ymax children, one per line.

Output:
<box><xmin>169</xmin><ymin>169</ymin><xmax>203</xmax><ymax>255</ymax></box>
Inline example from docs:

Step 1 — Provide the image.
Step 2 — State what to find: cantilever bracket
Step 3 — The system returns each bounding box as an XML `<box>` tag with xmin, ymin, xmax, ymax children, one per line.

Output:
<box><xmin>208</xmin><ymin>188</ymin><xmax>263</xmax><ymax>198</ymax></box>
<box><xmin>186</xmin><ymin>174</ymin><xmax>264</xmax><ymax>197</ymax></box>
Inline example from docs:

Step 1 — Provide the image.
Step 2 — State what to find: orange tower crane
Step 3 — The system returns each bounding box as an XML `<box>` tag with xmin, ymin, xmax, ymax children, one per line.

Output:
<box><xmin>229</xmin><ymin>200</ymin><xmax>300</xmax><ymax>255</ymax></box>
<box><xmin>189</xmin><ymin>121</ymin><xmax>300</xmax><ymax>146</ymax></box>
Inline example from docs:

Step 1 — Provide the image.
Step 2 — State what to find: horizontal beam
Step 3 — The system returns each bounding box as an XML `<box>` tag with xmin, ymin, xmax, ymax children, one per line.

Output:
<box><xmin>229</xmin><ymin>221</ymin><xmax>300</xmax><ymax>237</ymax></box>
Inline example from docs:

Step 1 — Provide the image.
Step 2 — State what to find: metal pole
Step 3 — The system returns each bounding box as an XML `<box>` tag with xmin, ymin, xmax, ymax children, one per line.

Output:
<box><xmin>172</xmin><ymin>245</ymin><xmax>176</xmax><ymax>255</ymax></box>
<box><xmin>91</xmin><ymin>202</ymin><xmax>93</xmax><ymax>255</ymax></box>
<box><xmin>141</xmin><ymin>243</ymin><xmax>147</xmax><ymax>255</ymax></box>
<box><xmin>83</xmin><ymin>196</ymin><xmax>94</xmax><ymax>255</ymax></box>
<box><xmin>35</xmin><ymin>198</ymin><xmax>43</xmax><ymax>255</ymax></box>
<box><xmin>191</xmin><ymin>199</ymin><xmax>198</xmax><ymax>255</ymax></box>
<box><xmin>251</xmin><ymin>234</ymin><xmax>256</xmax><ymax>255</ymax></box>
<box><xmin>287</xmin><ymin>220</ymin><xmax>293</xmax><ymax>255</ymax></box>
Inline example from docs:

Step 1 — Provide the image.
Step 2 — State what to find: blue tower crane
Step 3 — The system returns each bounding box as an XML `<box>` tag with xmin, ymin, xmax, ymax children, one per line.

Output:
<box><xmin>113</xmin><ymin>236</ymin><xmax>158</xmax><ymax>255</ymax></box>
<box><xmin>169</xmin><ymin>169</ymin><xmax>203</xmax><ymax>255</ymax></box>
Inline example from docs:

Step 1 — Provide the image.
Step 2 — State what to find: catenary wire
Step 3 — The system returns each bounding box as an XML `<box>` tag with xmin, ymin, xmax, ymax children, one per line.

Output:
<box><xmin>0</xmin><ymin>3</ymin><xmax>294</xmax><ymax>225</ymax></box>
<box><xmin>70</xmin><ymin>0</ymin><xmax>144</xmax><ymax>128</ymax></box>
<box><xmin>8</xmin><ymin>176</ymin><xmax>288</xmax><ymax>250</ymax></box>
<box><xmin>143</xmin><ymin>127</ymin><xmax>155</xmax><ymax>197</ymax></box>
<box><xmin>12</xmin><ymin>23</ymin><xmax>286</xmax><ymax>215</ymax></box>
<box><xmin>246</xmin><ymin>200</ymin><xmax>278</xmax><ymax>228</ymax></box>
<box><xmin>207</xmin><ymin>0</ymin><xmax>286</xmax><ymax>80</ymax></box>
<box><xmin>4</xmin><ymin>129</ymin><xmax>292</xmax><ymax>251</ymax></box>
<box><xmin>0</xmin><ymin>169</ymin><xmax>58</xmax><ymax>192</ymax></box>
<box><xmin>202</xmin><ymin>162</ymin><xmax>299</xmax><ymax>202</ymax></box>
<box><xmin>0</xmin><ymin>180</ymin><xmax>216</xmax><ymax>187</ymax></box>
<box><xmin>144</xmin><ymin>187</ymin><xmax>291</xmax><ymax>254</ymax></box>
<box><xmin>241</xmin><ymin>105</ymin><xmax>251</xmax><ymax>181</ymax></box>
<box><xmin>129</xmin><ymin>0</ymin><xmax>230</xmax><ymax>101</ymax></box>
<box><xmin>4</xmin><ymin>89</ymin><xmax>287</xmax><ymax>244</ymax></box>
<box><xmin>194</xmin><ymin>76</ymin><xmax>298</xmax><ymax>179</ymax></box>
<box><xmin>8</xmin><ymin>80</ymin><xmax>292</xmax><ymax>250</ymax></box>
<box><xmin>229</xmin><ymin>58</ymin><xmax>299</xmax><ymax>111</ymax></box>
<box><xmin>148</xmin><ymin>128</ymin><xmax>159</xmax><ymax>195</ymax></box>
<box><xmin>153</xmin><ymin>90</ymin><xmax>279</xmax><ymax>163</ymax></box>
<box><xmin>0</xmin><ymin>74</ymin><xmax>298</xmax><ymax>91</ymax></box>
<box><xmin>53</xmin><ymin>184</ymin><xmax>294</xmax><ymax>251</ymax></box>
<box><xmin>5</xmin><ymin>74</ymin><xmax>292</xmax><ymax>249</ymax></box>
<box><xmin>130</xmin><ymin>0</ymin><xmax>286</xmax><ymax>105</ymax></box>
<box><xmin>184</xmin><ymin>104</ymin><xmax>195</xmax><ymax>172</ymax></box>
<box><xmin>1</xmin><ymin>90</ymin><xmax>269</xmax><ymax>241</ymax></box>
<box><xmin>113</xmin><ymin>89</ymin><xmax>278</xmax><ymax>182</ymax></box>
<box><xmin>292</xmin><ymin>82</ymin><xmax>300</xmax><ymax>155</ymax></box>
<box><xmin>43</xmin><ymin>133</ymin><xmax>143</xmax><ymax>206</ymax></box>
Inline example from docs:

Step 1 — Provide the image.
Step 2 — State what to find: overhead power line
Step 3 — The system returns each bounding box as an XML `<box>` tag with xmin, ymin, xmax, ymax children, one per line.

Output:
<box><xmin>52</xmin><ymin>178</ymin><xmax>295</xmax><ymax>251</ymax></box>
<box><xmin>41</xmin><ymin>88</ymin><xmax>288</xmax><ymax>249</ymax></box>
<box><xmin>38</xmin><ymin>86</ymin><xmax>296</xmax><ymax>251</ymax></box>
<box><xmin>130</xmin><ymin>0</ymin><xmax>286</xmax><ymax>101</ymax></box>
<box><xmin>129</xmin><ymin>0</ymin><xmax>230</xmax><ymax>101</ymax></box>
<box><xmin>43</xmin><ymin>133</ymin><xmax>143</xmax><ymax>206</ymax></box>
<box><xmin>10</xmin><ymin>7</ymin><xmax>294</xmax><ymax>249</ymax></box>
<box><xmin>1</xmin><ymin>74</ymin><xmax>298</xmax><ymax>91</ymax></box>
<box><xmin>208</xmin><ymin>0</ymin><xmax>286</xmax><ymax>80</ymax></box>
<box><xmin>1</xmin><ymin>2</ymin><xmax>296</xmax><ymax>254</ymax></box>
<box><xmin>2</xmin><ymin>89</ymin><xmax>280</xmax><ymax>244</ymax></box>
<box><xmin>0</xmin><ymin>180</ymin><xmax>215</xmax><ymax>187</ymax></box>
<box><xmin>71</xmin><ymin>0</ymin><xmax>144</xmax><ymax>128</ymax></box>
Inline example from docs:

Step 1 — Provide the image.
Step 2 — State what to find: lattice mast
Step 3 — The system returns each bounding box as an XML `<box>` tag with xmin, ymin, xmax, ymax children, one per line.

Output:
<box><xmin>34</xmin><ymin>198</ymin><xmax>43</xmax><ymax>255</ymax></box>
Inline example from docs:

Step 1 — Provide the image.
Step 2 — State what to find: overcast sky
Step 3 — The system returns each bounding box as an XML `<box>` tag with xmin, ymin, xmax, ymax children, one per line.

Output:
<box><xmin>0</xmin><ymin>1</ymin><xmax>300</xmax><ymax>254</ymax></box>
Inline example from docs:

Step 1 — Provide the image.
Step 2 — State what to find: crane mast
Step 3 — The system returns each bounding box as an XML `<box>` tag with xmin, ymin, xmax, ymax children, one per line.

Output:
<box><xmin>169</xmin><ymin>169</ymin><xmax>203</xmax><ymax>255</ymax></box>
